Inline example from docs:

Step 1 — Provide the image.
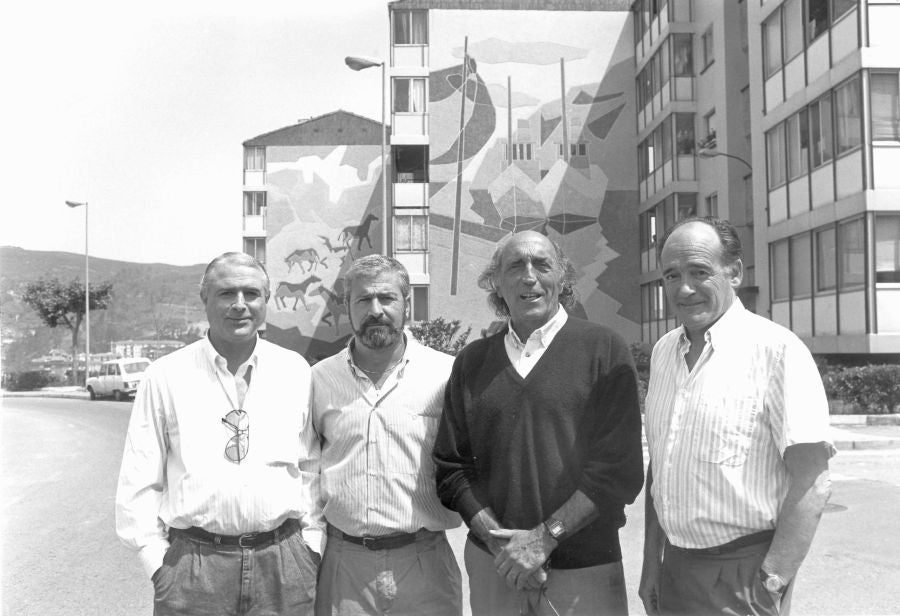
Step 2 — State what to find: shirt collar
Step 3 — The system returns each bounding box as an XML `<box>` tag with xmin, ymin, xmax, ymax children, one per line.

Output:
<box><xmin>202</xmin><ymin>334</ymin><xmax>260</xmax><ymax>375</ymax></box>
<box><xmin>506</xmin><ymin>306</ymin><xmax>569</xmax><ymax>349</ymax></box>
<box><xmin>677</xmin><ymin>298</ymin><xmax>746</xmax><ymax>351</ymax></box>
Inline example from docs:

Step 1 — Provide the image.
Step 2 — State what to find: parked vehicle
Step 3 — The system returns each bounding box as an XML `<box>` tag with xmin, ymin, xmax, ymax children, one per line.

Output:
<box><xmin>86</xmin><ymin>358</ymin><xmax>151</xmax><ymax>401</ymax></box>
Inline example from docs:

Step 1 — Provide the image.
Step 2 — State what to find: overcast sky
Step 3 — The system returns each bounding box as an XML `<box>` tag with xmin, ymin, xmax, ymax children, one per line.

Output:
<box><xmin>2</xmin><ymin>0</ymin><xmax>388</xmax><ymax>265</ymax></box>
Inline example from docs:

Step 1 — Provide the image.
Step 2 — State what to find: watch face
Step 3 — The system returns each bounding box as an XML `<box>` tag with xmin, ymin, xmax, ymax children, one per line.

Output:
<box><xmin>547</xmin><ymin>519</ymin><xmax>565</xmax><ymax>538</ymax></box>
<box><xmin>764</xmin><ymin>576</ymin><xmax>785</xmax><ymax>593</ymax></box>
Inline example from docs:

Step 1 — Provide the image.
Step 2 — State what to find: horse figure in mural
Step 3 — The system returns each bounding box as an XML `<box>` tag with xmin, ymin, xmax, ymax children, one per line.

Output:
<box><xmin>314</xmin><ymin>285</ymin><xmax>346</xmax><ymax>332</ymax></box>
<box><xmin>285</xmin><ymin>248</ymin><xmax>327</xmax><ymax>274</ymax></box>
<box><xmin>338</xmin><ymin>214</ymin><xmax>379</xmax><ymax>252</ymax></box>
<box><xmin>274</xmin><ymin>275</ymin><xmax>321</xmax><ymax>311</ymax></box>
<box><xmin>317</xmin><ymin>235</ymin><xmax>349</xmax><ymax>255</ymax></box>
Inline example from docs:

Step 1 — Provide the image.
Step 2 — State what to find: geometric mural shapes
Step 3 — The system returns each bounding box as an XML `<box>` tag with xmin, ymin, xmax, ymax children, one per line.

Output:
<box><xmin>486</xmin><ymin>82</ymin><xmax>540</xmax><ymax>109</ymax></box>
<box><xmin>430</xmin><ymin>68</ymin><xmax>497</xmax><ymax>166</ymax></box>
<box><xmin>572</xmin><ymin>90</ymin><xmax>623</xmax><ymax>105</ymax></box>
<box><xmin>430</xmin><ymin>58</ymin><xmax>479</xmax><ymax>102</ymax></box>
<box><xmin>340</xmin><ymin>146</ymin><xmax>382</xmax><ymax>181</ymax></box>
<box><xmin>429</xmin><ymin>213</ymin><xmax>508</xmax><ymax>243</ymax></box>
<box><xmin>546</xmin><ymin>213</ymin><xmax>597</xmax><ymax>235</ymax></box>
<box><xmin>541</xmin><ymin>113</ymin><xmax>562</xmax><ymax>146</ymax></box>
<box><xmin>538</xmin><ymin>160</ymin><xmax>608</xmax><ymax>220</ymax></box>
<box><xmin>499</xmin><ymin>215</ymin><xmax>547</xmax><ymax>234</ymax></box>
<box><xmin>429</xmin><ymin>182</ymin><xmax>449</xmax><ymax>199</ymax></box>
<box><xmin>458</xmin><ymin>37</ymin><xmax>589</xmax><ymax>66</ymax></box>
<box><xmin>488</xmin><ymin>164</ymin><xmax>545</xmax><ymax>216</ymax></box>
<box><xmin>586</xmin><ymin>103</ymin><xmax>626</xmax><ymax>140</ymax></box>
<box><xmin>494</xmin><ymin>186</ymin><xmax>544</xmax><ymax>222</ymax></box>
<box><xmin>469</xmin><ymin>188</ymin><xmax>501</xmax><ymax>228</ymax></box>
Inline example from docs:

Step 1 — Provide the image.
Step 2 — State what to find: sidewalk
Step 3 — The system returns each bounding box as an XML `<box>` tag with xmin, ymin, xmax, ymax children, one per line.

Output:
<box><xmin>4</xmin><ymin>387</ymin><xmax>900</xmax><ymax>450</ymax></box>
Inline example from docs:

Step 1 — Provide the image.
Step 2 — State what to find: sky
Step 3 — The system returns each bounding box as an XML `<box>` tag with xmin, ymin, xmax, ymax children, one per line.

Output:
<box><xmin>2</xmin><ymin>0</ymin><xmax>389</xmax><ymax>265</ymax></box>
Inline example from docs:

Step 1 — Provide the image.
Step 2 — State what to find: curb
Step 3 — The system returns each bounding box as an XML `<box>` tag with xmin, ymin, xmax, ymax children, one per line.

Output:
<box><xmin>833</xmin><ymin>438</ymin><xmax>900</xmax><ymax>451</ymax></box>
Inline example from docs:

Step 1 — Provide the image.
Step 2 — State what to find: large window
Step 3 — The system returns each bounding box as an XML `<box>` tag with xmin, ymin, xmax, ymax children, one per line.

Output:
<box><xmin>394</xmin><ymin>215</ymin><xmax>427</xmax><ymax>252</ymax></box>
<box><xmin>243</xmin><ymin>238</ymin><xmax>266</xmax><ymax>264</ymax></box>
<box><xmin>243</xmin><ymin>147</ymin><xmax>265</xmax><ymax>171</ymax></box>
<box><xmin>393</xmin><ymin>145</ymin><xmax>429</xmax><ymax>183</ymax></box>
<box><xmin>871</xmin><ymin>72</ymin><xmax>900</xmax><ymax>142</ymax></box>
<box><xmin>393</xmin><ymin>78</ymin><xmax>426</xmax><ymax>113</ymax></box>
<box><xmin>243</xmin><ymin>192</ymin><xmax>266</xmax><ymax>216</ymax></box>
<box><xmin>772</xmin><ymin>239</ymin><xmax>790</xmax><ymax>301</ymax></box>
<box><xmin>673</xmin><ymin>34</ymin><xmax>693</xmax><ymax>76</ymax></box>
<box><xmin>832</xmin><ymin>0</ymin><xmax>857</xmax><ymax>22</ymax></box>
<box><xmin>875</xmin><ymin>214</ymin><xmax>900</xmax><ymax>283</ymax></box>
<box><xmin>806</xmin><ymin>0</ymin><xmax>829</xmax><ymax>42</ymax></box>
<box><xmin>675</xmin><ymin>113</ymin><xmax>695</xmax><ymax>154</ymax></box>
<box><xmin>835</xmin><ymin>76</ymin><xmax>862</xmax><ymax>155</ymax></box>
<box><xmin>392</xmin><ymin>9</ymin><xmax>427</xmax><ymax>45</ymax></box>
<box><xmin>790</xmin><ymin>233</ymin><xmax>813</xmax><ymax>297</ymax></box>
<box><xmin>411</xmin><ymin>286</ymin><xmax>429</xmax><ymax>321</ymax></box>
<box><xmin>816</xmin><ymin>227</ymin><xmax>837</xmax><ymax>292</ymax></box>
<box><xmin>838</xmin><ymin>218</ymin><xmax>865</xmax><ymax>289</ymax></box>
<box><xmin>787</xmin><ymin>109</ymin><xmax>810</xmax><ymax>180</ymax></box>
<box><xmin>809</xmin><ymin>94</ymin><xmax>834</xmax><ymax>168</ymax></box>
<box><xmin>763</xmin><ymin>10</ymin><xmax>782</xmax><ymax>78</ymax></box>
<box><xmin>783</xmin><ymin>0</ymin><xmax>804</xmax><ymax>61</ymax></box>
<box><xmin>767</xmin><ymin>123</ymin><xmax>787</xmax><ymax>189</ymax></box>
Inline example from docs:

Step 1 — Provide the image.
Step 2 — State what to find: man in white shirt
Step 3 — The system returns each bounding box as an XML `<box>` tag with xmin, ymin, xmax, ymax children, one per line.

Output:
<box><xmin>640</xmin><ymin>218</ymin><xmax>834</xmax><ymax>616</ymax></box>
<box><xmin>311</xmin><ymin>255</ymin><xmax>462</xmax><ymax>616</ymax></box>
<box><xmin>116</xmin><ymin>252</ymin><xmax>322</xmax><ymax>616</ymax></box>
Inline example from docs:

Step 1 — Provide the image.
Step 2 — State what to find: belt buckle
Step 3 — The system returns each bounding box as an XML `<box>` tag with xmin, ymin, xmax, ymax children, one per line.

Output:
<box><xmin>361</xmin><ymin>537</ymin><xmax>377</xmax><ymax>550</ymax></box>
<box><xmin>238</xmin><ymin>533</ymin><xmax>257</xmax><ymax>548</ymax></box>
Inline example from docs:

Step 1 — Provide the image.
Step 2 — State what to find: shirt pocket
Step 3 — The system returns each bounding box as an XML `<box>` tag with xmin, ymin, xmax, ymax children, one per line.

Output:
<box><xmin>696</xmin><ymin>395</ymin><xmax>760</xmax><ymax>466</ymax></box>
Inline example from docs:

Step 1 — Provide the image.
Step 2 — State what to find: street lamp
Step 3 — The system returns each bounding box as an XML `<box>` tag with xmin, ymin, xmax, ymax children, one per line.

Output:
<box><xmin>345</xmin><ymin>55</ymin><xmax>389</xmax><ymax>257</ymax></box>
<box><xmin>697</xmin><ymin>146</ymin><xmax>752</xmax><ymax>172</ymax></box>
<box><xmin>65</xmin><ymin>200</ymin><xmax>90</xmax><ymax>385</ymax></box>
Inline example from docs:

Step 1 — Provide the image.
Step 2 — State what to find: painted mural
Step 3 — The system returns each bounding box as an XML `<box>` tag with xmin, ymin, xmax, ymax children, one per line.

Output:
<box><xmin>263</xmin><ymin>141</ymin><xmax>383</xmax><ymax>360</ymax></box>
<box><xmin>423</xmin><ymin>10</ymin><xmax>641</xmax><ymax>341</ymax></box>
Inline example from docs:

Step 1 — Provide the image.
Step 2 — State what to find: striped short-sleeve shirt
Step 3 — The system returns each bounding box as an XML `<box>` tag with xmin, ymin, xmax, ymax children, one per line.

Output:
<box><xmin>645</xmin><ymin>300</ymin><xmax>835</xmax><ymax>549</ymax></box>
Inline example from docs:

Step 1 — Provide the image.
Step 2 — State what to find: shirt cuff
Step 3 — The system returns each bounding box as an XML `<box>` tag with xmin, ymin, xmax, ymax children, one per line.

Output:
<box><xmin>138</xmin><ymin>541</ymin><xmax>170</xmax><ymax>579</ymax></box>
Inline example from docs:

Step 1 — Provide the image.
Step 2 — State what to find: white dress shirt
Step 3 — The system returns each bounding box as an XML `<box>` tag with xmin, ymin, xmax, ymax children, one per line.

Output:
<box><xmin>115</xmin><ymin>336</ymin><xmax>323</xmax><ymax>578</ymax></box>
<box><xmin>311</xmin><ymin>334</ymin><xmax>460</xmax><ymax>536</ymax></box>
<box><xmin>503</xmin><ymin>306</ymin><xmax>568</xmax><ymax>377</ymax></box>
<box><xmin>645</xmin><ymin>300</ymin><xmax>835</xmax><ymax>549</ymax></box>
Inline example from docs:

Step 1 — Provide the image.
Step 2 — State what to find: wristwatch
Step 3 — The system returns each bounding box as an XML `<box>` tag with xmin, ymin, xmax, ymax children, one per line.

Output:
<box><xmin>543</xmin><ymin>518</ymin><xmax>566</xmax><ymax>541</ymax></box>
<box><xmin>759</xmin><ymin>569</ymin><xmax>787</xmax><ymax>594</ymax></box>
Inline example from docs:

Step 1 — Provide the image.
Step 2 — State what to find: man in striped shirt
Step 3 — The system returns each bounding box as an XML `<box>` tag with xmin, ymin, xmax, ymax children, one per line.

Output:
<box><xmin>640</xmin><ymin>218</ymin><xmax>835</xmax><ymax>616</ymax></box>
<box><xmin>311</xmin><ymin>255</ymin><xmax>462</xmax><ymax>616</ymax></box>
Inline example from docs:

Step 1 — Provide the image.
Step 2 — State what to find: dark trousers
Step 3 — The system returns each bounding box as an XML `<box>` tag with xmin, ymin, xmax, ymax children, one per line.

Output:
<box><xmin>659</xmin><ymin>536</ymin><xmax>793</xmax><ymax>616</ymax></box>
<box><xmin>153</xmin><ymin>520</ymin><xmax>318</xmax><ymax>616</ymax></box>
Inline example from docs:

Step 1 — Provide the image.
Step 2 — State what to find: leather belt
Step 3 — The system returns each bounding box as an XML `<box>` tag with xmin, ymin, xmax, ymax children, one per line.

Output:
<box><xmin>174</xmin><ymin>518</ymin><xmax>300</xmax><ymax>549</ymax></box>
<box><xmin>328</xmin><ymin>525</ymin><xmax>434</xmax><ymax>551</ymax></box>
<box><xmin>672</xmin><ymin>529</ymin><xmax>775</xmax><ymax>556</ymax></box>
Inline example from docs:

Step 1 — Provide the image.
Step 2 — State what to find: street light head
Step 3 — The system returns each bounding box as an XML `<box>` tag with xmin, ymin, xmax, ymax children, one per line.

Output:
<box><xmin>65</xmin><ymin>200</ymin><xmax>86</xmax><ymax>208</ymax></box>
<box><xmin>345</xmin><ymin>56</ymin><xmax>383</xmax><ymax>71</ymax></box>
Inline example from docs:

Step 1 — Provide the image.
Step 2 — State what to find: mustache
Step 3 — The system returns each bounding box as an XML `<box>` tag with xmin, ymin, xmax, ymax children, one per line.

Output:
<box><xmin>361</xmin><ymin>316</ymin><xmax>396</xmax><ymax>329</ymax></box>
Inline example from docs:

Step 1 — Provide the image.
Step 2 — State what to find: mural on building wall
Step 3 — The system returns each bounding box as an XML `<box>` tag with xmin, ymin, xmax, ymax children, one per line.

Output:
<box><xmin>422</xmin><ymin>10</ymin><xmax>641</xmax><ymax>341</ymax></box>
<box><xmin>263</xmin><ymin>142</ymin><xmax>383</xmax><ymax>360</ymax></box>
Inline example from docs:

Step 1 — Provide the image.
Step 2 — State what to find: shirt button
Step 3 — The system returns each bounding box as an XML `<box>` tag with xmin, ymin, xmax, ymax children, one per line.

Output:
<box><xmin>525</xmin><ymin>352</ymin><xmax>531</xmax><ymax>357</ymax></box>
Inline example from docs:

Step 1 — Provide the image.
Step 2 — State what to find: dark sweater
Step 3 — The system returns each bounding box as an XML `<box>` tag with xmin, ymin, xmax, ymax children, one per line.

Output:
<box><xmin>433</xmin><ymin>317</ymin><xmax>645</xmax><ymax>569</ymax></box>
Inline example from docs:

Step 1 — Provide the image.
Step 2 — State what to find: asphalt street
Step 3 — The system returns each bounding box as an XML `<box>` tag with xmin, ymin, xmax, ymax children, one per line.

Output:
<box><xmin>2</xmin><ymin>397</ymin><xmax>899</xmax><ymax>615</ymax></box>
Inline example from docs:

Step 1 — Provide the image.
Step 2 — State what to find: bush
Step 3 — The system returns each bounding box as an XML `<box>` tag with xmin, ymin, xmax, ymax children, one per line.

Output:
<box><xmin>828</xmin><ymin>365</ymin><xmax>900</xmax><ymax>414</ymax></box>
<box><xmin>5</xmin><ymin>370</ymin><xmax>53</xmax><ymax>391</ymax></box>
<box><xmin>409</xmin><ymin>317</ymin><xmax>472</xmax><ymax>356</ymax></box>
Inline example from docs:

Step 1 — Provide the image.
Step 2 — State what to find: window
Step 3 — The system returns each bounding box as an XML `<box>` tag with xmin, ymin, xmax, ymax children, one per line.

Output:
<box><xmin>766</xmin><ymin>123</ymin><xmax>787</xmax><ymax>189</ymax></box>
<box><xmin>771</xmin><ymin>239</ymin><xmax>790</xmax><ymax>301</ymax></box>
<box><xmin>809</xmin><ymin>95</ymin><xmax>834</xmax><ymax>168</ymax></box>
<box><xmin>411</xmin><ymin>286</ymin><xmax>429</xmax><ymax>321</ymax></box>
<box><xmin>816</xmin><ymin>227</ymin><xmax>837</xmax><ymax>292</ymax></box>
<box><xmin>787</xmin><ymin>109</ymin><xmax>810</xmax><ymax>180</ymax></box>
<box><xmin>243</xmin><ymin>238</ymin><xmax>266</xmax><ymax>264</ymax></box>
<box><xmin>838</xmin><ymin>218</ymin><xmax>865</xmax><ymax>289</ymax></box>
<box><xmin>677</xmin><ymin>193</ymin><xmax>697</xmax><ymax>220</ymax></box>
<box><xmin>393</xmin><ymin>145</ymin><xmax>429</xmax><ymax>182</ymax></box>
<box><xmin>243</xmin><ymin>147</ymin><xmax>265</xmax><ymax>171</ymax></box>
<box><xmin>243</xmin><ymin>192</ymin><xmax>266</xmax><ymax>216</ymax></box>
<box><xmin>672</xmin><ymin>34</ymin><xmax>693</xmax><ymax>76</ymax></box>
<box><xmin>701</xmin><ymin>26</ymin><xmax>714</xmax><ymax>69</ymax></box>
<box><xmin>703</xmin><ymin>111</ymin><xmax>716</xmax><ymax>144</ymax></box>
<box><xmin>763</xmin><ymin>10</ymin><xmax>783</xmax><ymax>78</ymax></box>
<box><xmin>393</xmin><ymin>78</ymin><xmax>426</xmax><ymax>113</ymax></box>
<box><xmin>806</xmin><ymin>0</ymin><xmax>829</xmax><ymax>43</ymax></box>
<box><xmin>783</xmin><ymin>0</ymin><xmax>804</xmax><ymax>62</ymax></box>
<box><xmin>675</xmin><ymin>113</ymin><xmax>695</xmax><ymax>154</ymax></box>
<box><xmin>875</xmin><ymin>214</ymin><xmax>900</xmax><ymax>283</ymax></box>
<box><xmin>790</xmin><ymin>233</ymin><xmax>813</xmax><ymax>297</ymax></box>
<box><xmin>513</xmin><ymin>143</ymin><xmax>533</xmax><ymax>161</ymax></box>
<box><xmin>394</xmin><ymin>215</ymin><xmax>427</xmax><ymax>252</ymax></box>
<box><xmin>871</xmin><ymin>72</ymin><xmax>900</xmax><ymax>142</ymax></box>
<box><xmin>705</xmin><ymin>193</ymin><xmax>718</xmax><ymax>218</ymax></box>
<box><xmin>392</xmin><ymin>9</ymin><xmax>427</xmax><ymax>45</ymax></box>
<box><xmin>835</xmin><ymin>77</ymin><xmax>862</xmax><ymax>155</ymax></box>
<box><xmin>831</xmin><ymin>0</ymin><xmax>856</xmax><ymax>21</ymax></box>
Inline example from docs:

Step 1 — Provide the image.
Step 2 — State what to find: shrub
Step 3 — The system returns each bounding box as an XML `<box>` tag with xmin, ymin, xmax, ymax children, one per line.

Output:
<box><xmin>5</xmin><ymin>370</ymin><xmax>53</xmax><ymax>391</ymax></box>
<box><xmin>409</xmin><ymin>317</ymin><xmax>472</xmax><ymax>356</ymax></box>
<box><xmin>828</xmin><ymin>365</ymin><xmax>900</xmax><ymax>414</ymax></box>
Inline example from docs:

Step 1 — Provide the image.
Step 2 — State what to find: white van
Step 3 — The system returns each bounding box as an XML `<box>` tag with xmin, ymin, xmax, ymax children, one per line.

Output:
<box><xmin>86</xmin><ymin>358</ymin><xmax>151</xmax><ymax>401</ymax></box>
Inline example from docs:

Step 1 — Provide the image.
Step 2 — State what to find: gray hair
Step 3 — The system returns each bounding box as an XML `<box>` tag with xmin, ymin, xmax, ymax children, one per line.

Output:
<box><xmin>477</xmin><ymin>234</ymin><xmax>577</xmax><ymax>318</ymax></box>
<box><xmin>199</xmin><ymin>252</ymin><xmax>271</xmax><ymax>303</ymax></box>
<box><xmin>658</xmin><ymin>216</ymin><xmax>743</xmax><ymax>267</ymax></box>
<box><xmin>342</xmin><ymin>254</ymin><xmax>410</xmax><ymax>305</ymax></box>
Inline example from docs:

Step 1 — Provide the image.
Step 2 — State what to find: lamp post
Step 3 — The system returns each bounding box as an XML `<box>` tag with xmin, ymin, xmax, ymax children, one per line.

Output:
<box><xmin>65</xmin><ymin>200</ymin><xmax>90</xmax><ymax>385</ymax></box>
<box><xmin>697</xmin><ymin>146</ymin><xmax>752</xmax><ymax>172</ymax></box>
<box><xmin>345</xmin><ymin>55</ymin><xmax>389</xmax><ymax>257</ymax></box>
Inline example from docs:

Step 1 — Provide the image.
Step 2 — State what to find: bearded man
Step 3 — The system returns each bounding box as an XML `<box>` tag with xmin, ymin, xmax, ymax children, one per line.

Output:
<box><xmin>310</xmin><ymin>255</ymin><xmax>462</xmax><ymax>616</ymax></box>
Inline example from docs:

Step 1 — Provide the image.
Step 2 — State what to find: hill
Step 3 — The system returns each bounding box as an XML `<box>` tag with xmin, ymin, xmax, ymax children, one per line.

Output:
<box><xmin>1</xmin><ymin>246</ymin><xmax>209</xmax><ymax>370</ymax></box>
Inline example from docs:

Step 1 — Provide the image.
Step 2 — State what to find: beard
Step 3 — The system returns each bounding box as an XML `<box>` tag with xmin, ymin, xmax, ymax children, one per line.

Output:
<box><xmin>352</xmin><ymin>314</ymin><xmax>405</xmax><ymax>349</ymax></box>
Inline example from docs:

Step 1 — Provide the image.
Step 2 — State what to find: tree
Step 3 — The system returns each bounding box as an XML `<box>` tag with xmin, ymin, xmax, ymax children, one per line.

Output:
<box><xmin>21</xmin><ymin>278</ymin><xmax>113</xmax><ymax>385</ymax></box>
<box><xmin>408</xmin><ymin>317</ymin><xmax>471</xmax><ymax>356</ymax></box>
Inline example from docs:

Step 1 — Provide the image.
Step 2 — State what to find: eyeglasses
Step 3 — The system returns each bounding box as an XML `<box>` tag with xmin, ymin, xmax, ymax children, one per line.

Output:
<box><xmin>222</xmin><ymin>409</ymin><xmax>249</xmax><ymax>463</ymax></box>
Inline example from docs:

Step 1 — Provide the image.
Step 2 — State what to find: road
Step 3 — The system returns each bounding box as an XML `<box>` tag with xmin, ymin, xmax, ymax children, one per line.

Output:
<box><xmin>2</xmin><ymin>397</ymin><xmax>899</xmax><ymax>615</ymax></box>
